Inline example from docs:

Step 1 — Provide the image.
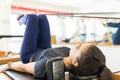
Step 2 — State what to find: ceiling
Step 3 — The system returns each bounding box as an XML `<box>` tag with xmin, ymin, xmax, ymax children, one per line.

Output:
<box><xmin>36</xmin><ymin>0</ymin><xmax>93</xmax><ymax>8</ymax></box>
<box><xmin>36</xmin><ymin>0</ymin><xmax>120</xmax><ymax>12</ymax></box>
<box><xmin>34</xmin><ymin>0</ymin><xmax>120</xmax><ymax>17</ymax></box>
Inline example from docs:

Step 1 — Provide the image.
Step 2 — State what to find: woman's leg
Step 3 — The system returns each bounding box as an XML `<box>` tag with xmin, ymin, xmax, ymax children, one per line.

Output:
<box><xmin>20</xmin><ymin>14</ymin><xmax>40</xmax><ymax>63</ymax></box>
<box><xmin>20</xmin><ymin>14</ymin><xmax>51</xmax><ymax>63</ymax></box>
<box><xmin>107</xmin><ymin>22</ymin><xmax>120</xmax><ymax>44</ymax></box>
<box><xmin>112</xmin><ymin>26</ymin><xmax>120</xmax><ymax>44</ymax></box>
<box><xmin>37</xmin><ymin>15</ymin><xmax>51</xmax><ymax>48</ymax></box>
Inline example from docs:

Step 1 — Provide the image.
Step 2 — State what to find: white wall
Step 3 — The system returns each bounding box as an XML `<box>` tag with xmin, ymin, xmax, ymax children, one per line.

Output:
<box><xmin>98</xmin><ymin>46</ymin><xmax>120</xmax><ymax>72</ymax></box>
<box><xmin>0</xmin><ymin>0</ymin><xmax>11</xmax><ymax>35</ymax></box>
<box><xmin>0</xmin><ymin>0</ymin><xmax>12</xmax><ymax>51</ymax></box>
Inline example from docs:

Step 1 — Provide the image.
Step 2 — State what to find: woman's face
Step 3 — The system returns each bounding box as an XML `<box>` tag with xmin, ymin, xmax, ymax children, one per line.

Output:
<box><xmin>69</xmin><ymin>43</ymin><xmax>92</xmax><ymax>62</ymax></box>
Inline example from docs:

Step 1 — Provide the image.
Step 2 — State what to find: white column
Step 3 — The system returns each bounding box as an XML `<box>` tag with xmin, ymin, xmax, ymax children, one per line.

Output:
<box><xmin>0</xmin><ymin>0</ymin><xmax>11</xmax><ymax>50</ymax></box>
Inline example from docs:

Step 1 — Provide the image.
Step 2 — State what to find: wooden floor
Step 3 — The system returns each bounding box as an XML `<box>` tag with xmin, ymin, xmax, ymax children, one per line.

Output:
<box><xmin>0</xmin><ymin>73</ymin><xmax>12</xmax><ymax>80</ymax></box>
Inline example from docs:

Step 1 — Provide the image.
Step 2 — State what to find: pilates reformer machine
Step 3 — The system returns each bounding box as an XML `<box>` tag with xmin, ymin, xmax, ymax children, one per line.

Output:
<box><xmin>0</xmin><ymin>35</ymin><xmax>21</xmax><ymax>79</ymax></box>
<box><xmin>0</xmin><ymin>57</ymin><xmax>120</xmax><ymax>80</ymax></box>
<box><xmin>0</xmin><ymin>35</ymin><xmax>23</xmax><ymax>64</ymax></box>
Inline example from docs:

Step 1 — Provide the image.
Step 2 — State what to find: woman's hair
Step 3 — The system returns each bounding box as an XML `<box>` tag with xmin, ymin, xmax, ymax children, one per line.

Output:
<box><xmin>70</xmin><ymin>44</ymin><xmax>114</xmax><ymax>80</ymax></box>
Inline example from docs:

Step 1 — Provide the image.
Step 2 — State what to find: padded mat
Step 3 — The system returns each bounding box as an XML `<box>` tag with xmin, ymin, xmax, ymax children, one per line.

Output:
<box><xmin>4</xmin><ymin>70</ymin><xmax>34</xmax><ymax>80</ymax></box>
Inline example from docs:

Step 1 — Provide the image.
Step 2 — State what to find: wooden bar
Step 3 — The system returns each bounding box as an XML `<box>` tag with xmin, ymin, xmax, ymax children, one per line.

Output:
<box><xmin>51</xmin><ymin>35</ymin><xmax>56</xmax><ymax>44</ymax></box>
<box><xmin>0</xmin><ymin>56</ymin><xmax>20</xmax><ymax>65</ymax></box>
<box><xmin>0</xmin><ymin>51</ymin><xmax>6</xmax><ymax>57</ymax></box>
<box><xmin>113</xmin><ymin>72</ymin><xmax>120</xmax><ymax>80</ymax></box>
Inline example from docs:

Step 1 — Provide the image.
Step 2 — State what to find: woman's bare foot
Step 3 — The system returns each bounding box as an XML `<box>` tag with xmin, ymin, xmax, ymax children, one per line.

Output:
<box><xmin>0</xmin><ymin>64</ymin><xmax>9</xmax><ymax>73</ymax></box>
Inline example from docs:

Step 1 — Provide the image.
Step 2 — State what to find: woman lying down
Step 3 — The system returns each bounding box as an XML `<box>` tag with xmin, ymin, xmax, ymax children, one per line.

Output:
<box><xmin>0</xmin><ymin>14</ymin><xmax>114</xmax><ymax>80</ymax></box>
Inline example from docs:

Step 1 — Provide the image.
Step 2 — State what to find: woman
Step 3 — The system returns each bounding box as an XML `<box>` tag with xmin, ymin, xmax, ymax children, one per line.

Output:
<box><xmin>0</xmin><ymin>14</ymin><xmax>114</xmax><ymax>80</ymax></box>
<box><xmin>103</xmin><ymin>22</ymin><xmax>120</xmax><ymax>44</ymax></box>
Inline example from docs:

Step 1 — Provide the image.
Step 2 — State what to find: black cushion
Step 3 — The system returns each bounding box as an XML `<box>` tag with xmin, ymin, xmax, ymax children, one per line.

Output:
<box><xmin>46</xmin><ymin>57</ymin><xmax>64</xmax><ymax>80</ymax></box>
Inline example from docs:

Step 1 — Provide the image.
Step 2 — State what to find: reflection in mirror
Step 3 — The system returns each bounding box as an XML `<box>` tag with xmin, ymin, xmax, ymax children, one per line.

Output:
<box><xmin>10</xmin><ymin>13</ymin><xmax>119</xmax><ymax>48</ymax></box>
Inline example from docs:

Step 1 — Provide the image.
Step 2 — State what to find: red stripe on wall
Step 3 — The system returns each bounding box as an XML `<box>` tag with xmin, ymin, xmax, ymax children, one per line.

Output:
<box><xmin>12</xmin><ymin>5</ymin><xmax>38</xmax><ymax>13</ymax></box>
<box><xmin>37</xmin><ymin>9</ymin><xmax>62</xmax><ymax>14</ymax></box>
<box><xmin>11</xmin><ymin>5</ymin><xmax>73</xmax><ymax>16</ymax></box>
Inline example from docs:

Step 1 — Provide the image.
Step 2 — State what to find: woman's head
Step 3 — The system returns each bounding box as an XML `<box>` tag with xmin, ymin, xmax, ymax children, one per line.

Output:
<box><xmin>69</xmin><ymin>43</ymin><xmax>114</xmax><ymax>80</ymax></box>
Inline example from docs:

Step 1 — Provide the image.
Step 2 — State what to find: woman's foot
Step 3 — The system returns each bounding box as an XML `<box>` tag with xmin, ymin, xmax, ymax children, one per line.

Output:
<box><xmin>0</xmin><ymin>64</ymin><xmax>9</xmax><ymax>73</ymax></box>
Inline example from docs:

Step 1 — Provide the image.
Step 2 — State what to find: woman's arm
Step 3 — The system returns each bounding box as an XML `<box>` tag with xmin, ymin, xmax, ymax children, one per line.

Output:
<box><xmin>0</xmin><ymin>61</ymin><xmax>36</xmax><ymax>75</ymax></box>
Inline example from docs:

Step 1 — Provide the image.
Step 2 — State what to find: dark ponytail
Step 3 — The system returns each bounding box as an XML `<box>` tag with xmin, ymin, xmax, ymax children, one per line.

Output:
<box><xmin>69</xmin><ymin>43</ymin><xmax>114</xmax><ymax>80</ymax></box>
<box><xmin>100</xmin><ymin>67</ymin><xmax>114</xmax><ymax>80</ymax></box>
